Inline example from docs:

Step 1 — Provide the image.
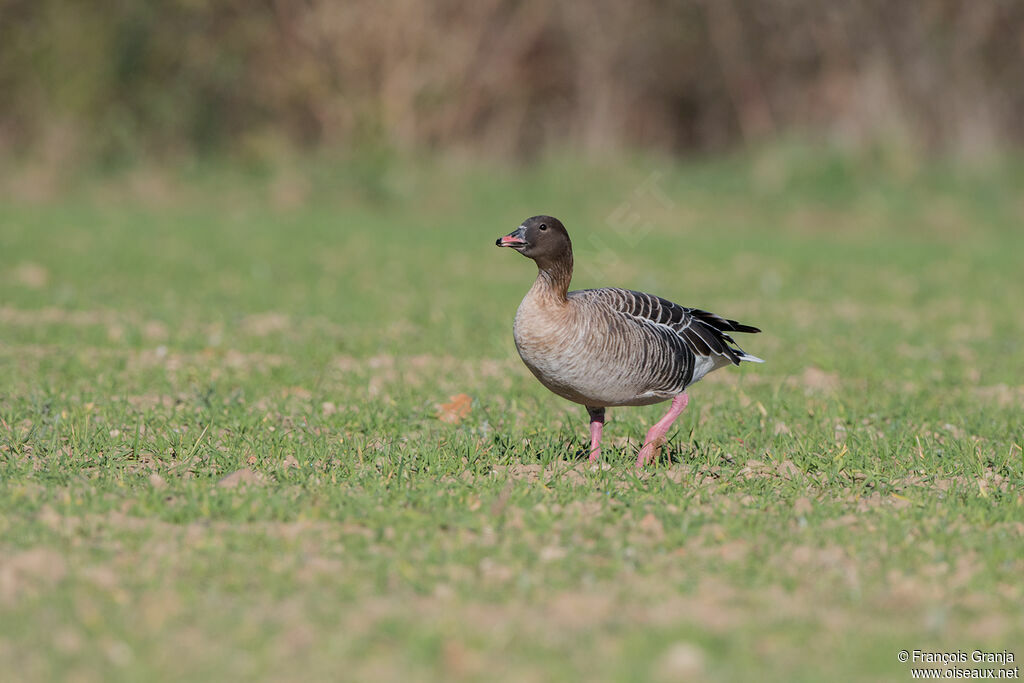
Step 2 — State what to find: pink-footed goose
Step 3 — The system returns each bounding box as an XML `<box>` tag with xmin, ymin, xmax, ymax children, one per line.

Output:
<box><xmin>496</xmin><ymin>215</ymin><xmax>763</xmax><ymax>467</ymax></box>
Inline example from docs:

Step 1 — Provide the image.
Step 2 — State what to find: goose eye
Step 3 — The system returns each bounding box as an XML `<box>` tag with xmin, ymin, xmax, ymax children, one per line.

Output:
<box><xmin>539</xmin><ymin>224</ymin><xmax>548</xmax><ymax>231</ymax></box>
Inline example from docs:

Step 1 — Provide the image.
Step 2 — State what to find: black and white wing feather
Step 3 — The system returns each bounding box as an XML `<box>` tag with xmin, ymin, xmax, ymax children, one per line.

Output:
<box><xmin>570</xmin><ymin>287</ymin><xmax>762</xmax><ymax>392</ymax></box>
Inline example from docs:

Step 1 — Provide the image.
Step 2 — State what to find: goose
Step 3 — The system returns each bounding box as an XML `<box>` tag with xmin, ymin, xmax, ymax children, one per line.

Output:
<box><xmin>496</xmin><ymin>215</ymin><xmax>763</xmax><ymax>467</ymax></box>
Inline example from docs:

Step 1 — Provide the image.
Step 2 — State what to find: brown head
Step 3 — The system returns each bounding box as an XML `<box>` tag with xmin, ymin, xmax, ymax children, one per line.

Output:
<box><xmin>495</xmin><ymin>216</ymin><xmax>573</xmax><ymax>277</ymax></box>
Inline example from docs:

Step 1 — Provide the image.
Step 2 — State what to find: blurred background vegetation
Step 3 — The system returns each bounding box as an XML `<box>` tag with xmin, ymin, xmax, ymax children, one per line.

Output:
<box><xmin>2</xmin><ymin>0</ymin><xmax>1023</xmax><ymax>175</ymax></box>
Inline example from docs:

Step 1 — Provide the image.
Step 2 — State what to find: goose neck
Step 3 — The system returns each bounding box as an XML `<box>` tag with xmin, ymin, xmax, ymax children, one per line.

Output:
<box><xmin>533</xmin><ymin>254</ymin><xmax>572</xmax><ymax>302</ymax></box>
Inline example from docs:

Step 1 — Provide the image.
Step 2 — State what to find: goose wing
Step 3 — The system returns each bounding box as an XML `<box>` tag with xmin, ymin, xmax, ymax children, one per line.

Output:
<box><xmin>571</xmin><ymin>287</ymin><xmax>763</xmax><ymax>368</ymax></box>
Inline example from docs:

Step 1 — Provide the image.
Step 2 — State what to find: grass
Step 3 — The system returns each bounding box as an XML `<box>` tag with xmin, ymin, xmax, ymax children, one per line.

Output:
<box><xmin>1</xmin><ymin>147</ymin><xmax>1023</xmax><ymax>681</ymax></box>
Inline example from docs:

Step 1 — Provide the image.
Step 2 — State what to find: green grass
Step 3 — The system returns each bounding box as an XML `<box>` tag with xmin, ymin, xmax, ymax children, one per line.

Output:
<box><xmin>1</xmin><ymin>147</ymin><xmax>1023</xmax><ymax>682</ymax></box>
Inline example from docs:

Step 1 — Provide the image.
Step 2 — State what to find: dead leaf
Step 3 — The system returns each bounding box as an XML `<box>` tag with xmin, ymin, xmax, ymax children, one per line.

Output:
<box><xmin>438</xmin><ymin>393</ymin><xmax>473</xmax><ymax>424</ymax></box>
<box><xmin>777</xmin><ymin>460</ymin><xmax>800</xmax><ymax>479</ymax></box>
<box><xmin>217</xmin><ymin>468</ymin><xmax>262</xmax><ymax>489</ymax></box>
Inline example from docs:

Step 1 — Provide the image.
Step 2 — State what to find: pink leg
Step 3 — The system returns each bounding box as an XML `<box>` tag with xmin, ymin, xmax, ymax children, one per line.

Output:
<box><xmin>586</xmin><ymin>407</ymin><xmax>605</xmax><ymax>462</ymax></box>
<box><xmin>636</xmin><ymin>393</ymin><xmax>689</xmax><ymax>468</ymax></box>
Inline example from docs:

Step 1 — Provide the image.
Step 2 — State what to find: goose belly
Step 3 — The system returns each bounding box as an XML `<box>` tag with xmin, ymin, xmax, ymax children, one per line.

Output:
<box><xmin>513</xmin><ymin>325</ymin><xmax>672</xmax><ymax>407</ymax></box>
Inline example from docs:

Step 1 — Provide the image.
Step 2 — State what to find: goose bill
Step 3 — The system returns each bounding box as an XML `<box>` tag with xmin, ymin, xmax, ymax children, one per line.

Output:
<box><xmin>496</xmin><ymin>226</ymin><xmax>527</xmax><ymax>247</ymax></box>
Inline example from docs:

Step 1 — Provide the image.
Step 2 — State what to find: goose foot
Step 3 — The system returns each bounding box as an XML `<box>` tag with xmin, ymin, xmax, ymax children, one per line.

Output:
<box><xmin>635</xmin><ymin>393</ymin><xmax>689</xmax><ymax>468</ymax></box>
<box><xmin>635</xmin><ymin>440</ymin><xmax>662</xmax><ymax>468</ymax></box>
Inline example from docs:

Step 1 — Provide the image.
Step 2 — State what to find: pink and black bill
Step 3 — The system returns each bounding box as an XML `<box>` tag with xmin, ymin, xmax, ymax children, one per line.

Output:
<box><xmin>496</xmin><ymin>225</ymin><xmax>527</xmax><ymax>247</ymax></box>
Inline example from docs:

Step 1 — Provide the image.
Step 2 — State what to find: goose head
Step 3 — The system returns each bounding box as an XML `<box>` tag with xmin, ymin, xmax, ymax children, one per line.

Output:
<box><xmin>495</xmin><ymin>215</ymin><xmax>572</xmax><ymax>269</ymax></box>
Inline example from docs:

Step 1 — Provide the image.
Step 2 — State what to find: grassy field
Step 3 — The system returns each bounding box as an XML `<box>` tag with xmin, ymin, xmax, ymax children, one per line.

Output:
<box><xmin>1</xmin><ymin>148</ymin><xmax>1022</xmax><ymax>681</ymax></box>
